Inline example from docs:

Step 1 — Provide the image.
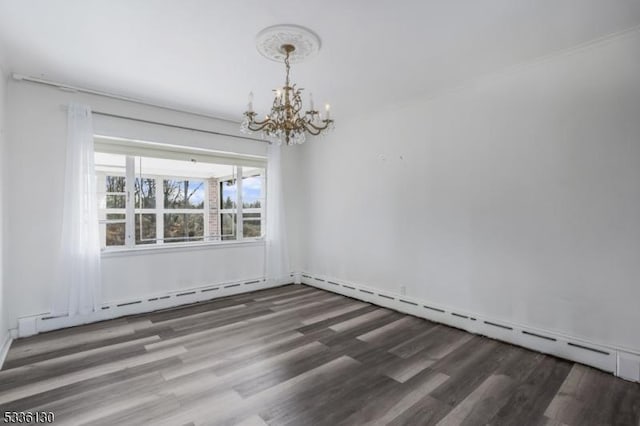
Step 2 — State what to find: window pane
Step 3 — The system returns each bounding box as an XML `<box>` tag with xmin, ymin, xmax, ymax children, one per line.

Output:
<box><xmin>243</xmin><ymin>213</ymin><xmax>261</xmax><ymax>237</ymax></box>
<box><xmin>106</xmin><ymin>213</ymin><xmax>125</xmax><ymax>220</ymax></box>
<box><xmin>135</xmin><ymin>178</ymin><xmax>156</xmax><ymax>208</ymax></box>
<box><xmin>243</xmin><ymin>220</ymin><xmax>261</xmax><ymax>237</ymax></box>
<box><xmin>106</xmin><ymin>176</ymin><xmax>126</xmax><ymax>192</ymax></box>
<box><xmin>164</xmin><ymin>180</ymin><xmax>205</xmax><ymax>209</ymax></box>
<box><xmin>135</xmin><ymin>214</ymin><xmax>156</xmax><ymax>245</ymax></box>
<box><xmin>221</xmin><ymin>213</ymin><xmax>236</xmax><ymax>240</ymax></box>
<box><xmin>164</xmin><ymin>213</ymin><xmax>204</xmax><ymax>243</ymax></box>
<box><xmin>220</xmin><ymin>179</ymin><xmax>237</xmax><ymax>209</ymax></box>
<box><xmin>106</xmin><ymin>223</ymin><xmax>125</xmax><ymax>246</ymax></box>
<box><xmin>106</xmin><ymin>194</ymin><xmax>126</xmax><ymax>209</ymax></box>
<box><xmin>242</xmin><ymin>175</ymin><xmax>263</xmax><ymax>208</ymax></box>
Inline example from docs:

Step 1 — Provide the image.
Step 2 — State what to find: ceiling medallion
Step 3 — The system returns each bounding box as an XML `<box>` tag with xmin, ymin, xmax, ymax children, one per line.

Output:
<box><xmin>241</xmin><ymin>24</ymin><xmax>334</xmax><ymax>145</ymax></box>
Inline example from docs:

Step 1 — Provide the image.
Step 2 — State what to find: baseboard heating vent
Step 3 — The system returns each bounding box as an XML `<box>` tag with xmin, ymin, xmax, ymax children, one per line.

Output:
<box><xmin>101</xmin><ymin>306</ymin><xmax>110</xmax><ymax>310</ymax></box>
<box><xmin>41</xmin><ymin>315</ymin><xmax>64</xmax><ymax>321</ymax></box>
<box><xmin>177</xmin><ymin>291</ymin><xmax>196</xmax><ymax>297</ymax></box>
<box><xmin>451</xmin><ymin>312</ymin><xmax>469</xmax><ymax>319</ymax></box>
<box><xmin>148</xmin><ymin>297</ymin><xmax>159</xmax><ymax>301</ymax></box>
<box><xmin>327</xmin><ymin>281</ymin><xmax>340</xmax><ymax>286</ymax></box>
<box><xmin>484</xmin><ymin>321</ymin><xmax>513</xmax><ymax>330</ymax></box>
<box><xmin>201</xmin><ymin>287</ymin><xmax>219</xmax><ymax>292</ymax></box>
<box><xmin>117</xmin><ymin>300</ymin><xmax>142</xmax><ymax>307</ymax></box>
<box><xmin>378</xmin><ymin>294</ymin><xmax>395</xmax><ymax>300</ymax></box>
<box><xmin>424</xmin><ymin>305</ymin><xmax>445</xmax><ymax>313</ymax></box>
<box><xmin>359</xmin><ymin>289</ymin><xmax>374</xmax><ymax>295</ymax></box>
<box><xmin>522</xmin><ymin>330</ymin><xmax>557</xmax><ymax>342</ymax></box>
<box><xmin>244</xmin><ymin>280</ymin><xmax>260</xmax><ymax>285</ymax></box>
<box><xmin>314</xmin><ymin>278</ymin><xmax>325</xmax><ymax>282</ymax></box>
<box><xmin>224</xmin><ymin>284</ymin><xmax>241</xmax><ymax>289</ymax></box>
<box><xmin>399</xmin><ymin>299</ymin><xmax>418</xmax><ymax>306</ymax></box>
<box><xmin>302</xmin><ymin>274</ymin><xmax>312</xmax><ymax>279</ymax></box>
<box><xmin>568</xmin><ymin>342</ymin><xmax>610</xmax><ymax>356</ymax></box>
<box><xmin>159</xmin><ymin>296</ymin><xmax>171</xmax><ymax>300</ymax></box>
<box><xmin>342</xmin><ymin>285</ymin><xmax>356</xmax><ymax>290</ymax></box>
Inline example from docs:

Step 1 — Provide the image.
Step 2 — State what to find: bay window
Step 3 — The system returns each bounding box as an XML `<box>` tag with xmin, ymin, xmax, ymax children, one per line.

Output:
<box><xmin>94</xmin><ymin>138</ymin><xmax>265</xmax><ymax>249</ymax></box>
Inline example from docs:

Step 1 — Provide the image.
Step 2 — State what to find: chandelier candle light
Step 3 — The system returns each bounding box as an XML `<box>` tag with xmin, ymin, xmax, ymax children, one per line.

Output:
<box><xmin>241</xmin><ymin>25</ymin><xmax>334</xmax><ymax>145</ymax></box>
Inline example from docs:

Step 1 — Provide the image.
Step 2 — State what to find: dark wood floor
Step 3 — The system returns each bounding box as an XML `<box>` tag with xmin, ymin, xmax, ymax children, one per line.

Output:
<box><xmin>1</xmin><ymin>285</ymin><xmax>638</xmax><ymax>425</ymax></box>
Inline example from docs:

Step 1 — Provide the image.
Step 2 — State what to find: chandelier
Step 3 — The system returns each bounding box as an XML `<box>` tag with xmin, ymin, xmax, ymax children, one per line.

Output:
<box><xmin>240</xmin><ymin>25</ymin><xmax>334</xmax><ymax>145</ymax></box>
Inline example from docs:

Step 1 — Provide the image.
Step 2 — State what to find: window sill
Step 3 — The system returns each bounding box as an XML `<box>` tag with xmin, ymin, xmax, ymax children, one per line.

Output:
<box><xmin>101</xmin><ymin>239</ymin><xmax>265</xmax><ymax>258</ymax></box>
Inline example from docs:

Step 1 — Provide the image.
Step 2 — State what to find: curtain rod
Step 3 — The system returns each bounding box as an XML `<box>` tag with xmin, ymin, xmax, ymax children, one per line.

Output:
<box><xmin>92</xmin><ymin>111</ymin><xmax>267</xmax><ymax>143</ymax></box>
<box><xmin>13</xmin><ymin>73</ymin><xmax>268</xmax><ymax>143</ymax></box>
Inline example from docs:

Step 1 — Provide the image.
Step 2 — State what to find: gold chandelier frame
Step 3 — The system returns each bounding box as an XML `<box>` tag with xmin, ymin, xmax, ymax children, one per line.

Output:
<box><xmin>241</xmin><ymin>43</ymin><xmax>334</xmax><ymax>145</ymax></box>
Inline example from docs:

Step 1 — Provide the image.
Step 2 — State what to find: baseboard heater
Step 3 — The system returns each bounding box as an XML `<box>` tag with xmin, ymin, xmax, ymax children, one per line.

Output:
<box><xmin>16</xmin><ymin>276</ymin><xmax>283</xmax><ymax>338</ymax></box>
<box><xmin>299</xmin><ymin>271</ymin><xmax>640</xmax><ymax>383</ymax></box>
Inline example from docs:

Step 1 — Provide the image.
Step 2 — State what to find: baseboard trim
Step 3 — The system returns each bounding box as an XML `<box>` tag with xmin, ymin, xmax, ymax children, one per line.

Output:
<box><xmin>16</xmin><ymin>273</ymin><xmax>296</xmax><ymax>338</ymax></box>
<box><xmin>0</xmin><ymin>332</ymin><xmax>12</xmax><ymax>370</ymax></box>
<box><xmin>299</xmin><ymin>271</ymin><xmax>640</xmax><ymax>383</ymax></box>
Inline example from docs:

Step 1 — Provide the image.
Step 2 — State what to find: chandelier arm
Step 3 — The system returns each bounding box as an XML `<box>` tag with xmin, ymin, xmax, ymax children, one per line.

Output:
<box><xmin>249</xmin><ymin>117</ymin><xmax>272</xmax><ymax>126</ymax></box>
<box><xmin>247</xmin><ymin>119</ymin><xmax>276</xmax><ymax>132</ymax></box>
<box><xmin>298</xmin><ymin>120</ymin><xmax>325</xmax><ymax>135</ymax></box>
<box><xmin>302</xmin><ymin>119</ymin><xmax>331</xmax><ymax>133</ymax></box>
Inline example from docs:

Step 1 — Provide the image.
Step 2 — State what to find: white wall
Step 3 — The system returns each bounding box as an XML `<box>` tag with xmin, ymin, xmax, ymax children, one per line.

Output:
<box><xmin>0</xmin><ymin>58</ymin><xmax>9</xmax><ymax>349</ymax></box>
<box><xmin>295</xmin><ymin>30</ymin><xmax>640</xmax><ymax>351</ymax></box>
<box><xmin>4</xmin><ymin>81</ymin><xmax>269</xmax><ymax>330</ymax></box>
<box><xmin>281</xmin><ymin>145</ymin><xmax>304</xmax><ymax>275</ymax></box>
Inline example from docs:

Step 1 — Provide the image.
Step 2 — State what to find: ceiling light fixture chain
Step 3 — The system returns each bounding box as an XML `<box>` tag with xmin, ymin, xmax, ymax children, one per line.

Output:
<box><xmin>241</xmin><ymin>25</ymin><xmax>334</xmax><ymax>145</ymax></box>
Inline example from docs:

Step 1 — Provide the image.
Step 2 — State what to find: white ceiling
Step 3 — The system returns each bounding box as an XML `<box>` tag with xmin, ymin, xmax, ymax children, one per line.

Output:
<box><xmin>1</xmin><ymin>1</ymin><xmax>639</xmax><ymax>121</ymax></box>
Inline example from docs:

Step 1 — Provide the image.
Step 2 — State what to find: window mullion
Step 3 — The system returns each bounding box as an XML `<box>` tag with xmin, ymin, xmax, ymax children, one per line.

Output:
<box><xmin>156</xmin><ymin>175</ymin><xmax>164</xmax><ymax>244</ymax></box>
<box><xmin>203</xmin><ymin>179</ymin><xmax>210</xmax><ymax>241</ymax></box>
<box><xmin>97</xmin><ymin>173</ymin><xmax>107</xmax><ymax>249</ymax></box>
<box><xmin>236</xmin><ymin>166</ymin><xmax>243</xmax><ymax>240</ymax></box>
<box><xmin>260</xmin><ymin>171</ymin><xmax>265</xmax><ymax>238</ymax></box>
<box><xmin>125</xmin><ymin>156</ymin><xmax>135</xmax><ymax>247</ymax></box>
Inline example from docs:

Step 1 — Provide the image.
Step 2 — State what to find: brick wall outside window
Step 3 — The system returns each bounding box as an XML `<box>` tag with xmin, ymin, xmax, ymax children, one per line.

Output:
<box><xmin>208</xmin><ymin>177</ymin><xmax>219</xmax><ymax>239</ymax></box>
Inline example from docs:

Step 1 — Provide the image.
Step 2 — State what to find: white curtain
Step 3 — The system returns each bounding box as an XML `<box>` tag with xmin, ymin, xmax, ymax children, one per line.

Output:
<box><xmin>265</xmin><ymin>143</ymin><xmax>290</xmax><ymax>285</ymax></box>
<box><xmin>53</xmin><ymin>104</ymin><xmax>101</xmax><ymax>316</ymax></box>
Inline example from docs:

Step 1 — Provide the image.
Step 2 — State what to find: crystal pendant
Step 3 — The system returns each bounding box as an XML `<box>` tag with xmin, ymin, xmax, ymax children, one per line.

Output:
<box><xmin>268</xmin><ymin>132</ymin><xmax>282</xmax><ymax>145</ymax></box>
<box><xmin>240</xmin><ymin>117</ymin><xmax>251</xmax><ymax>134</ymax></box>
<box><xmin>293</xmin><ymin>131</ymin><xmax>306</xmax><ymax>144</ymax></box>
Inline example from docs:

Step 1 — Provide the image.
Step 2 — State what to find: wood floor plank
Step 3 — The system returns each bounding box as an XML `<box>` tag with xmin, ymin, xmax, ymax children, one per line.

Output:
<box><xmin>0</xmin><ymin>335</ymin><xmax>160</xmax><ymax>391</ymax></box>
<box><xmin>0</xmin><ymin>345</ymin><xmax>187</xmax><ymax>405</ymax></box>
<box><xmin>488</xmin><ymin>356</ymin><xmax>574</xmax><ymax>426</ymax></box>
<box><xmin>299</xmin><ymin>301</ymin><xmax>369</xmax><ymax>325</ymax></box>
<box><xmin>387</xmin><ymin>395</ymin><xmax>453</xmax><ymax>426</ymax></box>
<box><xmin>0</xmin><ymin>356</ymin><xmax>182</xmax><ymax>413</ymax></box>
<box><xmin>223</xmin><ymin>355</ymin><xmax>363</xmax><ymax>425</ymax></box>
<box><xmin>2</xmin><ymin>284</ymin><xmax>638</xmax><ymax>426</ymax></box>
<box><xmin>436</xmin><ymin>374</ymin><xmax>514</xmax><ymax>426</ymax></box>
<box><xmin>328</xmin><ymin>308</ymin><xmax>392</xmax><ymax>332</ymax></box>
<box><xmin>356</xmin><ymin>316</ymin><xmax>423</xmax><ymax>342</ymax></box>
<box><xmin>356</xmin><ymin>371</ymin><xmax>449</xmax><ymax>425</ymax></box>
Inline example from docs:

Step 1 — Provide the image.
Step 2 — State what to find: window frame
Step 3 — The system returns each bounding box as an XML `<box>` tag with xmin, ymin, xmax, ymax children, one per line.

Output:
<box><xmin>218</xmin><ymin>168</ymin><xmax>266</xmax><ymax>241</ymax></box>
<box><xmin>97</xmin><ymin>172</ymin><xmax>128</xmax><ymax>248</ymax></box>
<box><xmin>95</xmin><ymin>143</ymin><xmax>266</xmax><ymax>252</ymax></box>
